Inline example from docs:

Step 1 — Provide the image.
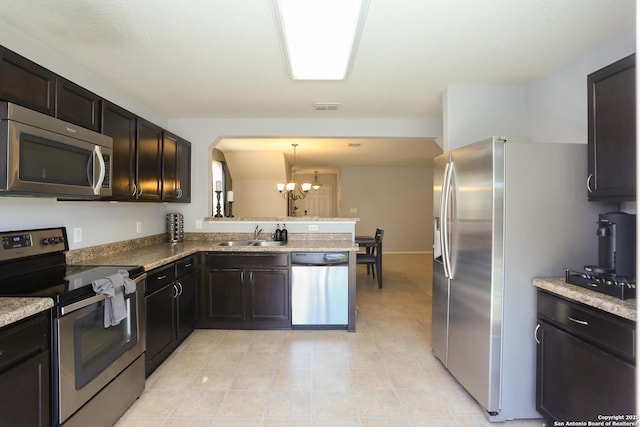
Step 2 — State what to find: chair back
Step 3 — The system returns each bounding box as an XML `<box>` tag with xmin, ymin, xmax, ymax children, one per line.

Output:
<box><xmin>374</xmin><ymin>228</ymin><xmax>384</xmax><ymax>242</ymax></box>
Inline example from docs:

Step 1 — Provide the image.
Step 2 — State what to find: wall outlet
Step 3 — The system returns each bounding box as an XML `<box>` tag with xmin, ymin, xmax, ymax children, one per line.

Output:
<box><xmin>308</xmin><ymin>224</ymin><xmax>318</xmax><ymax>231</ymax></box>
<box><xmin>350</xmin><ymin>208</ymin><xmax>358</xmax><ymax>214</ymax></box>
<box><xmin>195</xmin><ymin>219</ymin><xmax>203</xmax><ymax>229</ymax></box>
<box><xmin>73</xmin><ymin>227</ymin><xmax>82</xmax><ymax>243</ymax></box>
<box><xmin>136</xmin><ymin>221</ymin><xmax>142</xmax><ymax>234</ymax></box>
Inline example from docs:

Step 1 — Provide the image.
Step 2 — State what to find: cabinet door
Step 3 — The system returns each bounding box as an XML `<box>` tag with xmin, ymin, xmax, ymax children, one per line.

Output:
<box><xmin>162</xmin><ymin>132</ymin><xmax>191</xmax><ymax>202</ymax></box>
<box><xmin>0</xmin><ymin>46</ymin><xmax>55</xmax><ymax>116</ymax></box>
<box><xmin>536</xmin><ymin>319</ymin><xmax>635</xmax><ymax>421</ymax></box>
<box><xmin>249</xmin><ymin>269</ymin><xmax>290</xmax><ymax>321</ymax></box>
<box><xmin>102</xmin><ymin>101</ymin><xmax>137</xmax><ymax>200</ymax></box>
<box><xmin>176</xmin><ymin>139</ymin><xmax>191</xmax><ymax>202</ymax></box>
<box><xmin>0</xmin><ymin>351</ymin><xmax>50</xmax><ymax>427</ymax></box>
<box><xmin>162</xmin><ymin>132</ymin><xmax>178</xmax><ymax>201</ymax></box>
<box><xmin>55</xmin><ymin>77</ymin><xmax>101</xmax><ymax>131</ymax></box>
<box><xmin>145</xmin><ymin>284</ymin><xmax>177</xmax><ymax>376</ymax></box>
<box><xmin>205</xmin><ymin>269</ymin><xmax>246</xmax><ymax>321</ymax></box>
<box><xmin>136</xmin><ymin>118</ymin><xmax>163</xmax><ymax>201</ymax></box>
<box><xmin>587</xmin><ymin>54</ymin><xmax>636</xmax><ymax>201</ymax></box>
<box><xmin>177</xmin><ymin>270</ymin><xmax>198</xmax><ymax>342</ymax></box>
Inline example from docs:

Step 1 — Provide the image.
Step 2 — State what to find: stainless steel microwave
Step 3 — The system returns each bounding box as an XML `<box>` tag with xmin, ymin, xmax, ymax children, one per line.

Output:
<box><xmin>0</xmin><ymin>102</ymin><xmax>112</xmax><ymax>198</ymax></box>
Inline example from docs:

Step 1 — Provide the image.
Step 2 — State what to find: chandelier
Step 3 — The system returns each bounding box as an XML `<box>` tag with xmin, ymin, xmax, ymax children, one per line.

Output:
<box><xmin>311</xmin><ymin>171</ymin><xmax>322</xmax><ymax>190</ymax></box>
<box><xmin>277</xmin><ymin>143</ymin><xmax>312</xmax><ymax>200</ymax></box>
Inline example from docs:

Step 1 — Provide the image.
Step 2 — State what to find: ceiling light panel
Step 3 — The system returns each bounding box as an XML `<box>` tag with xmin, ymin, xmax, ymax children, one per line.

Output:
<box><xmin>274</xmin><ymin>0</ymin><xmax>369</xmax><ymax>80</ymax></box>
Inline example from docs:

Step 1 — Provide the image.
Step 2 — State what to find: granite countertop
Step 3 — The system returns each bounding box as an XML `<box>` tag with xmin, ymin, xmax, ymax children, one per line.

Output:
<box><xmin>68</xmin><ymin>237</ymin><xmax>359</xmax><ymax>271</ymax></box>
<box><xmin>533</xmin><ymin>277</ymin><xmax>636</xmax><ymax>322</ymax></box>
<box><xmin>0</xmin><ymin>298</ymin><xmax>53</xmax><ymax>329</ymax></box>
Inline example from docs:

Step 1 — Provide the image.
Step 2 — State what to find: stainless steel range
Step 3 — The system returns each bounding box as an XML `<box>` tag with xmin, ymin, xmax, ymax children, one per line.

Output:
<box><xmin>0</xmin><ymin>227</ymin><xmax>146</xmax><ymax>427</ymax></box>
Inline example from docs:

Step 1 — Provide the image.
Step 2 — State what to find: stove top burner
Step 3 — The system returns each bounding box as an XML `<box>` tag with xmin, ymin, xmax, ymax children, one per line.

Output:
<box><xmin>0</xmin><ymin>227</ymin><xmax>143</xmax><ymax>306</ymax></box>
<box><xmin>565</xmin><ymin>269</ymin><xmax>636</xmax><ymax>300</ymax></box>
<box><xmin>0</xmin><ymin>264</ymin><xmax>144</xmax><ymax>305</ymax></box>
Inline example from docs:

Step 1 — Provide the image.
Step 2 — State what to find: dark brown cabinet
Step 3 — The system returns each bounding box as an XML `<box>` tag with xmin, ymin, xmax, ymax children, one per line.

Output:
<box><xmin>200</xmin><ymin>253</ymin><xmax>290</xmax><ymax>329</ymax></box>
<box><xmin>0</xmin><ymin>311</ymin><xmax>51</xmax><ymax>427</ymax></box>
<box><xmin>162</xmin><ymin>132</ymin><xmax>191</xmax><ymax>202</ymax></box>
<box><xmin>136</xmin><ymin>119</ymin><xmax>163</xmax><ymax>201</ymax></box>
<box><xmin>587</xmin><ymin>54</ymin><xmax>636</xmax><ymax>201</ymax></box>
<box><xmin>55</xmin><ymin>77</ymin><xmax>101</xmax><ymax>132</ymax></box>
<box><xmin>145</xmin><ymin>256</ymin><xmax>198</xmax><ymax>376</ymax></box>
<box><xmin>101</xmin><ymin>101</ymin><xmax>137</xmax><ymax>200</ymax></box>
<box><xmin>536</xmin><ymin>290</ymin><xmax>635</xmax><ymax>422</ymax></box>
<box><xmin>0</xmin><ymin>45</ymin><xmax>55</xmax><ymax>116</ymax></box>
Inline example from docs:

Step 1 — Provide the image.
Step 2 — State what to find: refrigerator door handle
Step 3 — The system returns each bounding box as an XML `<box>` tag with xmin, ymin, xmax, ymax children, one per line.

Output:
<box><xmin>441</xmin><ymin>161</ymin><xmax>454</xmax><ymax>279</ymax></box>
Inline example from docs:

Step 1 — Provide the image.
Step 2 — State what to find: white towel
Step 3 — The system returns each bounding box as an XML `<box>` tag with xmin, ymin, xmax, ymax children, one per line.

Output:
<box><xmin>92</xmin><ymin>270</ymin><xmax>137</xmax><ymax>327</ymax></box>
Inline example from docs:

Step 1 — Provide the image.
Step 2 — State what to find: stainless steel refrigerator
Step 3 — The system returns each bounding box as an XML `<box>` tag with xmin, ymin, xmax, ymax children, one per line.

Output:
<box><xmin>432</xmin><ymin>137</ymin><xmax>609</xmax><ymax>422</ymax></box>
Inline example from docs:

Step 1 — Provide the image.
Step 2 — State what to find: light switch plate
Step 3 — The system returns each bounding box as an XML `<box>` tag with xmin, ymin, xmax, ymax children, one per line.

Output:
<box><xmin>73</xmin><ymin>227</ymin><xmax>82</xmax><ymax>243</ymax></box>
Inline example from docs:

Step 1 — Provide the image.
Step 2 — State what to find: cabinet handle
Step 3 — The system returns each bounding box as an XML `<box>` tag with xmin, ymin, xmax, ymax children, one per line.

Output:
<box><xmin>534</xmin><ymin>323</ymin><xmax>541</xmax><ymax>344</ymax></box>
<box><xmin>138</xmin><ymin>186</ymin><xmax>143</xmax><ymax>196</ymax></box>
<box><xmin>177</xmin><ymin>281</ymin><xmax>183</xmax><ymax>296</ymax></box>
<box><xmin>586</xmin><ymin>174</ymin><xmax>594</xmax><ymax>193</ymax></box>
<box><xmin>156</xmin><ymin>275</ymin><xmax>167</xmax><ymax>280</ymax></box>
<box><xmin>172</xmin><ymin>284</ymin><xmax>179</xmax><ymax>298</ymax></box>
<box><xmin>184</xmin><ymin>263</ymin><xmax>192</xmax><ymax>268</ymax></box>
<box><xmin>131</xmin><ymin>183</ymin><xmax>137</xmax><ymax>197</ymax></box>
<box><xmin>568</xmin><ymin>316</ymin><xmax>589</xmax><ymax>326</ymax></box>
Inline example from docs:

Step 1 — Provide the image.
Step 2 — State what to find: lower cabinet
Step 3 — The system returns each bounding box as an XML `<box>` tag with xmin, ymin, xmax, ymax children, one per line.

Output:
<box><xmin>536</xmin><ymin>290</ymin><xmax>635</xmax><ymax>422</ymax></box>
<box><xmin>145</xmin><ymin>255</ymin><xmax>198</xmax><ymax>376</ymax></box>
<box><xmin>199</xmin><ymin>252</ymin><xmax>290</xmax><ymax>329</ymax></box>
<box><xmin>0</xmin><ymin>311</ymin><xmax>51</xmax><ymax>427</ymax></box>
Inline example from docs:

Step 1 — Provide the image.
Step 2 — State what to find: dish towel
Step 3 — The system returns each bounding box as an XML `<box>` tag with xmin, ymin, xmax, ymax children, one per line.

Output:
<box><xmin>92</xmin><ymin>270</ymin><xmax>137</xmax><ymax>327</ymax></box>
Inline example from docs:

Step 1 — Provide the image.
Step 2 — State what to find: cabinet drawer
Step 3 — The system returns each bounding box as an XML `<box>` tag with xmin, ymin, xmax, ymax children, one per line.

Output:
<box><xmin>177</xmin><ymin>256</ymin><xmax>197</xmax><ymax>278</ymax></box>
<box><xmin>538</xmin><ymin>291</ymin><xmax>635</xmax><ymax>361</ymax></box>
<box><xmin>0</xmin><ymin>311</ymin><xmax>50</xmax><ymax>372</ymax></box>
<box><xmin>147</xmin><ymin>263</ymin><xmax>176</xmax><ymax>295</ymax></box>
<box><xmin>206</xmin><ymin>253</ymin><xmax>289</xmax><ymax>268</ymax></box>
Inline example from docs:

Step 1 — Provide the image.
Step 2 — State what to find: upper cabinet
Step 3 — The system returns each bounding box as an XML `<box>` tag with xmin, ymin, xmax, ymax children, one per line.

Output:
<box><xmin>102</xmin><ymin>101</ymin><xmax>137</xmax><ymax>200</ymax></box>
<box><xmin>56</xmin><ymin>77</ymin><xmax>101</xmax><ymax>132</ymax></box>
<box><xmin>136</xmin><ymin>118</ymin><xmax>163</xmax><ymax>201</ymax></box>
<box><xmin>0</xmin><ymin>46</ymin><xmax>55</xmax><ymax>116</ymax></box>
<box><xmin>162</xmin><ymin>132</ymin><xmax>191</xmax><ymax>202</ymax></box>
<box><xmin>587</xmin><ymin>54</ymin><xmax>636</xmax><ymax>202</ymax></box>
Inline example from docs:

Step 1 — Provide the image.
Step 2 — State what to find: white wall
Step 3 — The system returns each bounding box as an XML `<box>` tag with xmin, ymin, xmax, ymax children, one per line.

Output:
<box><xmin>340</xmin><ymin>166</ymin><xmax>433</xmax><ymax>253</ymax></box>
<box><xmin>527</xmin><ymin>25</ymin><xmax>636</xmax><ymax>144</ymax></box>
<box><xmin>443</xmin><ymin>86</ymin><xmax>527</xmax><ymax>150</ymax></box>
<box><xmin>443</xmin><ymin>25</ymin><xmax>635</xmax><ymax>149</ymax></box>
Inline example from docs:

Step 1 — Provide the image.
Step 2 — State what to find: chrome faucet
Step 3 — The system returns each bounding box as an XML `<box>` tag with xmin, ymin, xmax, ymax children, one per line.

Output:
<box><xmin>253</xmin><ymin>225</ymin><xmax>263</xmax><ymax>240</ymax></box>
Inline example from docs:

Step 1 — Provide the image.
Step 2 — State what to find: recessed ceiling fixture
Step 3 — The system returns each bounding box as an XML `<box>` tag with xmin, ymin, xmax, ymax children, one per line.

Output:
<box><xmin>273</xmin><ymin>0</ymin><xmax>369</xmax><ymax>80</ymax></box>
<box><xmin>348</xmin><ymin>143</ymin><xmax>362</xmax><ymax>148</ymax></box>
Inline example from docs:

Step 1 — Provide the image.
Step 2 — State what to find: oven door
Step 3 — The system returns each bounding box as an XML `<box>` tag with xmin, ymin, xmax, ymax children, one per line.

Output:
<box><xmin>55</xmin><ymin>275</ymin><xmax>145</xmax><ymax>424</ymax></box>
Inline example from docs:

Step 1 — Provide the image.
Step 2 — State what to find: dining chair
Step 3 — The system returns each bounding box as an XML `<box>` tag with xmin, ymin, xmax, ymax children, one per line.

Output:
<box><xmin>356</xmin><ymin>228</ymin><xmax>384</xmax><ymax>288</ymax></box>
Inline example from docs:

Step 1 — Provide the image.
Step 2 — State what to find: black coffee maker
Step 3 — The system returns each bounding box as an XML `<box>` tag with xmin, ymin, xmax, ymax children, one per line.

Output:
<box><xmin>585</xmin><ymin>211</ymin><xmax>636</xmax><ymax>279</ymax></box>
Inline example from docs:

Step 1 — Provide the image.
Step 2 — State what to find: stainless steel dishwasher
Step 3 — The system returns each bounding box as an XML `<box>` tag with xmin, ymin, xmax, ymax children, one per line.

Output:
<box><xmin>291</xmin><ymin>252</ymin><xmax>349</xmax><ymax>327</ymax></box>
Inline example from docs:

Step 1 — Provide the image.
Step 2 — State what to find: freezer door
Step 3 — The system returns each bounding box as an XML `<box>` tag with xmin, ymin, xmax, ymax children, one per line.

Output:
<box><xmin>431</xmin><ymin>152</ymin><xmax>450</xmax><ymax>364</ymax></box>
<box><xmin>447</xmin><ymin>138</ymin><xmax>503</xmax><ymax>414</ymax></box>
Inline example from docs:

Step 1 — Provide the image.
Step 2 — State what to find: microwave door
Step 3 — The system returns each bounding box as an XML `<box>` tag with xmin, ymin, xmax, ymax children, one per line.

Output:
<box><xmin>3</xmin><ymin>120</ymin><xmax>112</xmax><ymax>198</ymax></box>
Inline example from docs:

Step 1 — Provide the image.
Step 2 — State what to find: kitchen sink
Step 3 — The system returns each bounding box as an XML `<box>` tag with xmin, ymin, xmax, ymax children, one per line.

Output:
<box><xmin>250</xmin><ymin>241</ymin><xmax>285</xmax><ymax>246</ymax></box>
<box><xmin>214</xmin><ymin>240</ymin><xmax>285</xmax><ymax>247</ymax></box>
<box><xmin>214</xmin><ymin>240</ymin><xmax>253</xmax><ymax>246</ymax></box>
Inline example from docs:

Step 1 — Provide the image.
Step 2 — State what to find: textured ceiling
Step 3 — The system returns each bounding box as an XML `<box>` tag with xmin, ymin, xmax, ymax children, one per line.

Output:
<box><xmin>0</xmin><ymin>0</ymin><xmax>634</xmax><ymax>170</ymax></box>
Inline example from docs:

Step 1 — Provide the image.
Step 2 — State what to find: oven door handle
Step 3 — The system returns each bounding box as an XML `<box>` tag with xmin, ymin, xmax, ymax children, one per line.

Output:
<box><xmin>60</xmin><ymin>273</ymin><xmax>147</xmax><ymax>316</ymax></box>
<box><xmin>61</xmin><ymin>293</ymin><xmax>109</xmax><ymax>316</ymax></box>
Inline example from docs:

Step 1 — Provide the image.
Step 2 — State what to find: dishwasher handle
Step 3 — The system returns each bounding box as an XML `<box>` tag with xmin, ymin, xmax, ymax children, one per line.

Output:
<box><xmin>291</xmin><ymin>252</ymin><xmax>349</xmax><ymax>266</ymax></box>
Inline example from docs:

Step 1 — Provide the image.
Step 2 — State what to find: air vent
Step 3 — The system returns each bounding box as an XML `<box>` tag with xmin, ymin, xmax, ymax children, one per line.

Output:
<box><xmin>313</xmin><ymin>102</ymin><xmax>342</xmax><ymax>111</ymax></box>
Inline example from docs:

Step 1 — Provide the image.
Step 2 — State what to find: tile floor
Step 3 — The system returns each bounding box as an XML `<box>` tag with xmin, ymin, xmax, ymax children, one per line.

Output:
<box><xmin>115</xmin><ymin>254</ymin><xmax>546</xmax><ymax>427</ymax></box>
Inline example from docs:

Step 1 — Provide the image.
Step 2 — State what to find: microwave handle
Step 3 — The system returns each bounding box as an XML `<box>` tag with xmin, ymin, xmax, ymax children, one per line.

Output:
<box><xmin>92</xmin><ymin>145</ymin><xmax>106</xmax><ymax>195</ymax></box>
